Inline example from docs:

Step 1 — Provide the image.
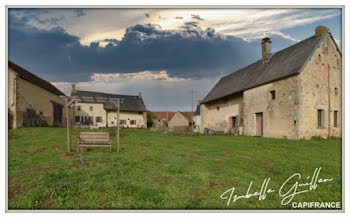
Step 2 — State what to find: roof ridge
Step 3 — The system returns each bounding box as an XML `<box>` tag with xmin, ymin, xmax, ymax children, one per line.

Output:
<box><xmin>201</xmin><ymin>32</ymin><xmax>326</xmax><ymax>104</ymax></box>
<box><xmin>76</xmin><ymin>90</ymin><xmax>138</xmax><ymax>97</ymax></box>
<box><xmin>8</xmin><ymin>61</ymin><xmax>65</xmax><ymax>96</ymax></box>
<box><xmin>223</xmin><ymin>35</ymin><xmax>316</xmax><ymax>80</ymax></box>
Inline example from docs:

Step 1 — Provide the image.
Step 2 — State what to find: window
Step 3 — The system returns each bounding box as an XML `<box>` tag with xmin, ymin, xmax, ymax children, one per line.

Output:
<box><xmin>77</xmin><ymin>106</ymin><xmax>81</xmax><ymax>111</ymax></box>
<box><xmin>111</xmin><ymin>121</ymin><xmax>114</xmax><ymax>125</ymax></box>
<box><xmin>335</xmin><ymin>88</ymin><xmax>338</xmax><ymax>95</ymax></box>
<box><xmin>96</xmin><ymin>117</ymin><xmax>102</xmax><ymax>123</ymax></box>
<box><xmin>89</xmin><ymin>106</ymin><xmax>93</xmax><ymax>111</ymax></box>
<box><xmin>138</xmin><ymin>112</ymin><xmax>142</xmax><ymax>115</ymax></box>
<box><xmin>120</xmin><ymin>120</ymin><xmax>126</xmax><ymax>125</ymax></box>
<box><xmin>75</xmin><ymin>116</ymin><xmax>80</xmax><ymax>122</ymax></box>
<box><xmin>270</xmin><ymin>90</ymin><xmax>276</xmax><ymax>100</ymax></box>
<box><xmin>39</xmin><ymin>111</ymin><xmax>43</xmax><ymax>115</ymax></box>
<box><xmin>130</xmin><ymin>120</ymin><xmax>136</xmax><ymax>125</ymax></box>
<box><xmin>334</xmin><ymin>111</ymin><xmax>338</xmax><ymax>127</ymax></box>
<box><xmin>217</xmin><ymin>106</ymin><xmax>220</xmax><ymax>111</ymax></box>
<box><xmin>317</xmin><ymin>109</ymin><xmax>324</xmax><ymax>128</ymax></box>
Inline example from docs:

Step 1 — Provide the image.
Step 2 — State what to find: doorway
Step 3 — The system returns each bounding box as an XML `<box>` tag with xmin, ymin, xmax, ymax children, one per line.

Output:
<box><xmin>255</xmin><ymin>112</ymin><xmax>263</xmax><ymax>136</ymax></box>
<box><xmin>52</xmin><ymin>102</ymin><xmax>63</xmax><ymax>126</ymax></box>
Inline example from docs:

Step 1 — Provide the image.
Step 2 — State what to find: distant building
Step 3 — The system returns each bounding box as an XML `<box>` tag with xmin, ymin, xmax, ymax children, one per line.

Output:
<box><xmin>193</xmin><ymin>101</ymin><xmax>201</xmax><ymax>132</ymax></box>
<box><xmin>201</xmin><ymin>26</ymin><xmax>342</xmax><ymax>139</ymax></box>
<box><xmin>71</xmin><ymin>86</ymin><xmax>147</xmax><ymax>128</ymax></box>
<box><xmin>152</xmin><ymin>111</ymin><xmax>176</xmax><ymax>127</ymax></box>
<box><xmin>8</xmin><ymin>61</ymin><xmax>67</xmax><ymax>128</ymax></box>
<box><xmin>168</xmin><ymin>111</ymin><xmax>194</xmax><ymax>131</ymax></box>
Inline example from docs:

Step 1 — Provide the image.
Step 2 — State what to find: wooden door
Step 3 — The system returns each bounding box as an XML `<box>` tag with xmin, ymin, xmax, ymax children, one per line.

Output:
<box><xmin>52</xmin><ymin>102</ymin><xmax>63</xmax><ymax>126</ymax></box>
<box><xmin>24</xmin><ymin>108</ymin><xmax>36</xmax><ymax>126</ymax></box>
<box><xmin>256</xmin><ymin>113</ymin><xmax>263</xmax><ymax>136</ymax></box>
<box><xmin>231</xmin><ymin>116</ymin><xmax>236</xmax><ymax>129</ymax></box>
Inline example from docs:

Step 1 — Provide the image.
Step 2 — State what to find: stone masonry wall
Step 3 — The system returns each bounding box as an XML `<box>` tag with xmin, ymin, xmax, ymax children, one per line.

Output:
<box><xmin>12</xmin><ymin>68</ymin><xmax>67</xmax><ymax>127</ymax></box>
<box><xmin>200</xmin><ymin>93</ymin><xmax>243</xmax><ymax>133</ymax></box>
<box><xmin>168</xmin><ymin>112</ymin><xmax>190</xmax><ymax>128</ymax></box>
<box><xmin>298</xmin><ymin>35</ymin><xmax>342</xmax><ymax>139</ymax></box>
<box><xmin>243</xmin><ymin>75</ymin><xmax>299</xmax><ymax>139</ymax></box>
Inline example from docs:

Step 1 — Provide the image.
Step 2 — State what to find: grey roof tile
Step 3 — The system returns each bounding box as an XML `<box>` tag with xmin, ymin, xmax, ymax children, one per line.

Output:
<box><xmin>201</xmin><ymin>34</ymin><xmax>325</xmax><ymax>103</ymax></box>
<box><xmin>72</xmin><ymin>90</ymin><xmax>147</xmax><ymax>112</ymax></box>
<box><xmin>8</xmin><ymin>61</ymin><xmax>65</xmax><ymax>96</ymax></box>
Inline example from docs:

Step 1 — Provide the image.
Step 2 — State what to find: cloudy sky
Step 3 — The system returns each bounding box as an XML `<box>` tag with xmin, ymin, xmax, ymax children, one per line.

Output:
<box><xmin>8</xmin><ymin>8</ymin><xmax>342</xmax><ymax>110</ymax></box>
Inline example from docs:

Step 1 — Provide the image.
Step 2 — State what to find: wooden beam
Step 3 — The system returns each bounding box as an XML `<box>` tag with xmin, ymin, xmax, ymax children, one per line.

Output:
<box><xmin>65</xmin><ymin>98</ymin><xmax>71</xmax><ymax>152</ymax></box>
<box><xmin>109</xmin><ymin>99</ymin><xmax>120</xmax><ymax>152</ymax></box>
<box><xmin>67</xmin><ymin>99</ymin><xmax>78</xmax><ymax>107</ymax></box>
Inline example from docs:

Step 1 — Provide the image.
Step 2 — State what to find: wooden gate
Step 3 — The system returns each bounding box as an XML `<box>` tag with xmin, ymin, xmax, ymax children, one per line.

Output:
<box><xmin>255</xmin><ymin>112</ymin><xmax>263</xmax><ymax>136</ymax></box>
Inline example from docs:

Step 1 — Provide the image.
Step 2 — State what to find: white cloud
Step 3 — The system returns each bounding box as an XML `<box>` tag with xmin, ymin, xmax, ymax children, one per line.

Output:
<box><xmin>14</xmin><ymin>8</ymin><xmax>341</xmax><ymax>46</ymax></box>
<box><xmin>90</xmin><ymin>70</ymin><xmax>187</xmax><ymax>82</ymax></box>
<box><xmin>52</xmin><ymin>70</ymin><xmax>218</xmax><ymax>111</ymax></box>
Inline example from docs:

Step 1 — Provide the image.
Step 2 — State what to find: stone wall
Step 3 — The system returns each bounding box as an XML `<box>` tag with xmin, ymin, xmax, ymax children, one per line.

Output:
<box><xmin>243</xmin><ymin>75</ymin><xmax>299</xmax><ymax>139</ymax></box>
<box><xmin>8</xmin><ymin>69</ymin><xmax>17</xmax><ymax>128</ymax></box>
<box><xmin>74</xmin><ymin>102</ymin><xmax>107</xmax><ymax>128</ymax></box>
<box><xmin>10</xmin><ymin>67</ymin><xmax>67</xmax><ymax>127</ymax></box>
<box><xmin>193</xmin><ymin>115</ymin><xmax>201</xmax><ymax>132</ymax></box>
<box><xmin>298</xmin><ymin>34</ymin><xmax>342</xmax><ymax>139</ymax></box>
<box><xmin>200</xmin><ymin>92</ymin><xmax>243</xmax><ymax>133</ymax></box>
<box><xmin>74</xmin><ymin>102</ymin><xmax>146</xmax><ymax>128</ymax></box>
<box><xmin>107</xmin><ymin>111</ymin><xmax>146</xmax><ymax>128</ymax></box>
<box><xmin>168</xmin><ymin>112</ymin><xmax>190</xmax><ymax>128</ymax></box>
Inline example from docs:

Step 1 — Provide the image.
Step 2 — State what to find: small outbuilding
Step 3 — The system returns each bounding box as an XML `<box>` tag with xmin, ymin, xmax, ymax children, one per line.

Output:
<box><xmin>168</xmin><ymin>111</ymin><xmax>194</xmax><ymax>131</ymax></box>
<box><xmin>8</xmin><ymin>61</ymin><xmax>67</xmax><ymax>128</ymax></box>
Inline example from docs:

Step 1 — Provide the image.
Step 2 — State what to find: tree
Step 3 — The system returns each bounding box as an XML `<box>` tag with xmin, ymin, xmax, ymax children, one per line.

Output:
<box><xmin>146</xmin><ymin>111</ymin><xmax>156</xmax><ymax>128</ymax></box>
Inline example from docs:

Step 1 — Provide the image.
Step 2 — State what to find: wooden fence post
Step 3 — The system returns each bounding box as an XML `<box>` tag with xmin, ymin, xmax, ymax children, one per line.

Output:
<box><xmin>116</xmin><ymin>99</ymin><xmax>120</xmax><ymax>153</ymax></box>
<box><xmin>65</xmin><ymin>98</ymin><xmax>71</xmax><ymax>152</ymax></box>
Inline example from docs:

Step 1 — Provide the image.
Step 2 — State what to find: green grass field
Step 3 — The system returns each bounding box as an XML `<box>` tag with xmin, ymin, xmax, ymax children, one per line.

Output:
<box><xmin>8</xmin><ymin>127</ymin><xmax>342</xmax><ymax>210</ymax></box>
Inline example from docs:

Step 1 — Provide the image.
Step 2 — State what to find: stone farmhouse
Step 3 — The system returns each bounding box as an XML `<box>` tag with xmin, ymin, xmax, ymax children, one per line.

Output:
<box><xmin>8</xmin><ymin>61</ymin><xmax>67</xmax><ymax>128</ymax></box>
<box><xmin>152</xmin><ymin>111</ymin><xmax>176</xmax><ymax>127</ymax></box>
<box><xmin>168</xmin><ymin>111</ymin><xmax>194</xmax><ymax>131</ymax></box>
<box><xmin>71</xmin><ymin>86</ymin><xmax>147</xmax><ymax>128</ymax></box>
<box><xmin>201</xmin><ymin>26</ymin><xmax>341</xmax><ymax>139</ymax></box>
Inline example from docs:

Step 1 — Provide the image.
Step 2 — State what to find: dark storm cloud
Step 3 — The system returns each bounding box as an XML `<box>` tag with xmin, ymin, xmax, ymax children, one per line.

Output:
<box><xmin>74</xmin><ymin>9</ymin><xmax>87</xmax><ymax>17</ymax></box>
<box><xmin>9</xmin><ymin>12</ymin><xmax>296</xmax><ymax>82</ymax></box>
<box><xmin>101</xmin><ymin>38</ymin><xmax>120</xmax><ymax>46</ymax></box>
<box><xmin>191</xmin><ymin>14</ymin><xmax>204</xmax><ymax>21</ymax></box>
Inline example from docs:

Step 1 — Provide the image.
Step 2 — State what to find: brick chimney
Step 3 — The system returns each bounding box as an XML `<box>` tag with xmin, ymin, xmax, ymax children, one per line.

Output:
<box><xmin>315</xmin><ymin>25</ymin><xmax>328</xmax><ymax>38</ymax></box>
<box><xmin>71</xmin><ymin>84</ymin><xmax>76</xmax><ymax>95</ymax></box>
<box><xmin>138</xmin><ymin>92</ymin><xmax>142</xmax><ymax>99</ymax></box>
<box><xmin>261</xmin><ymin>37</ymin><xmax>272</xmax><ymax>62</ymax></box>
